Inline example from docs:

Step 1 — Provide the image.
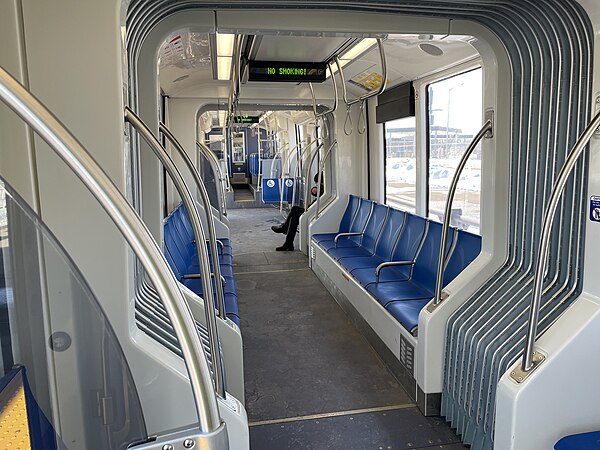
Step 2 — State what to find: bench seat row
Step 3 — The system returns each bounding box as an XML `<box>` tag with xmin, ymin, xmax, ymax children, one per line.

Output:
<box><xmin>312</xmin><ymin>195</ymin><xmax>481</xmax><ymax>333</ymax></box>
<box><xmin>164</xmin><ymin>203</ymin><xmax>240</xmax><ymax>327</ymax></box>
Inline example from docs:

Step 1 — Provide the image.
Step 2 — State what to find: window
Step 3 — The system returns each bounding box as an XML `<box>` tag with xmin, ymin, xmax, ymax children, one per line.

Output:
<box><xmin>384</xmin><ymin>116</ymin><xmax>417</xmax><ymax>213</ymax></box>
<box><xmin>427</xmin><ymin>68</ymin><xmax>483</xmax><ymax>233</ymax></box>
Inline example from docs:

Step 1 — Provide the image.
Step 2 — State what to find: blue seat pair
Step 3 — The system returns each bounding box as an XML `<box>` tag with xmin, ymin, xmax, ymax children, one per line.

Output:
<box><xmin>312</xmin><ymin>195</ymin><xmax>481</xmax><ymax>333</ymax></box>
<box><xmin>164</xmin><ymin>203</ymin><xmax>240</xmax><ymax>327</ymax></box>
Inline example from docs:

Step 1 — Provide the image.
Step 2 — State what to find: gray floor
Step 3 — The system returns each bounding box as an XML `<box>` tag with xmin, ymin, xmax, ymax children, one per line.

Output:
<box><xmin>229</xmin><ymin>207</ymin><xmax>466</xmax><ymax>449</ymax></box>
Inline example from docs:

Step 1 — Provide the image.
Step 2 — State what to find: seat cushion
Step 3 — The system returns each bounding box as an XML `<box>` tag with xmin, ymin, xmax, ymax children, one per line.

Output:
<box><xmin>352</xmin><ymin>265</ymin><xmax>412</xmax><ymax>287</ymax></box>
<box><xmin>327</xmin><ymin>246</ymin><xmax>372</xmax><ymax>260</ymax></box>
<box><xmin>385</xmin><ymin>299</ymin><xmax>430</xmax><ymax>332</ymax></box>
<box><xmin>312</xmin><ymin>232</ymin><xmax>338</xmax><ymax>244</ymax></box>
<box><xmin>318</xmin><ymin>236</ymin><xmax>361</xmax><ymax>251</ymax></box>
<box><xmin>366</xmin><ymin>280</ymin><xmax>432</xmax><ymax>307</ymax></box>
<box><xmin>338</xmin><ymin>255</ymin><xmax>385</xmax><ymax>273</ymax></box>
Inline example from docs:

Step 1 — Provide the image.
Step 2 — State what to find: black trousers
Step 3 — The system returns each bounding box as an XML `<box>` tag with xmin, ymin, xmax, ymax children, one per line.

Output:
<box><xmin>281</xmin><ymin>206</ymin><xmax>305</xmax><ymax>246</ymax></box>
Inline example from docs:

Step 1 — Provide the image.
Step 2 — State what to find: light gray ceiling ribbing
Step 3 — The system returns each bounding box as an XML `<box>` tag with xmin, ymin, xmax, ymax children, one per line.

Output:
<box><xmin>126</xmin><ymin>2</ymin><xmax>593</xmax><ymax>448</ymax></box>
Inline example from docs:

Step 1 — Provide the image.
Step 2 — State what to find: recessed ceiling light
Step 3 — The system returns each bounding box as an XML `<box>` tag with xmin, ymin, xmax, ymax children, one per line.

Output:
<box><xmin>419</xmin><ymin>43</ymin><xmax>444</xmax><ymax>56</ymax></box>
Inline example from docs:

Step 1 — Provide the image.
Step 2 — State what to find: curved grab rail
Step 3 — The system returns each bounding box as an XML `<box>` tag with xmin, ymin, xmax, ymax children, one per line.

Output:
<box><xmin>282</xmin><ymin>140</ymin><xmax>321</xmax><ymax>211</ymax></box>
<box><xmin>309</xmin><ymin>63</ymin><xmax>338</xmax><ymax>140</ymax></box>
<box><xmin>518</xmin><ymin>110</ymin><xmax>600</xmax><ymax>375</ymax></box>
<box><xmin>0</xmin><ymin>67</ymin><xmax>224</xmax><ymax>436</ymax></box>
<box><xmin>196</xmin><ymin>141</ymin><xmax>228</xmax><ymax>221</ymax></box>
<box><xmin>314</xmin><ymin>139</ymin><xmax>338</xmax><ymax>219</ymax></box>
<box><xmin>336</xmin><ymin>39</ymin><xmax>387</xmax><ymax>136</ymax></box>
<box><xmin>431</xmin><ymin>119</ymin><xmax>493</xmax><ymax>309</ymax></box>
<box><xmin>125</xmin><ymin>108</ymin><xmax>226</xmax><ymax>400</ymax></box>
<box><xmin>270</xmin><ymin>140</ymin><xmax>306</xmax><ymax>179</ymax></box>
<box><xmin>302</xmin><ymin>141</ymin><xmax>326</xmax><ymax>208</ymax></box>
<box><xmin>337</xmin><ymin>39</ymin><xmax>387</xmax><ymax>107</ymax></box>
<box><xmin>159</xmin><ymin>123</ymin><xmax>227</xmax><ymax>323</ymax></box>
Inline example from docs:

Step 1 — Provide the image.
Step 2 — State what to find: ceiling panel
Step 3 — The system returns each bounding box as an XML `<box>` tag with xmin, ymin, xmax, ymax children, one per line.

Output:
<box><xmin>254</xmin><ymin>35</ymin><xmax>348</xmax><ymax>62</ymax></box>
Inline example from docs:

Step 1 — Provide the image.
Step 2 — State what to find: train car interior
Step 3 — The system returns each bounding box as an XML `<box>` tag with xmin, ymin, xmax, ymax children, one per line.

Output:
<box><xmin>0</xmin><ymin>1</ymin><xmax>599</xmax><ymax>449</ymax></box>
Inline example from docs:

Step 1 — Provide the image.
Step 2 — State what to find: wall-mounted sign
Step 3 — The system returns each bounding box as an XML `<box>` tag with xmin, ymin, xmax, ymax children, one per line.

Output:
<box><xmin>248</xmin><ymin>61</ymin><xmax>327</xmax><ymax>82</ymax></box>
<box><xmin>233</xmin><ymin>116</ymin><xmax>260</xmax><ymax>124</ymax></box>
<box><xmin>349</xmin><ymin>70</ymin><xmax>386</xmax><ymax>92</ymax></box>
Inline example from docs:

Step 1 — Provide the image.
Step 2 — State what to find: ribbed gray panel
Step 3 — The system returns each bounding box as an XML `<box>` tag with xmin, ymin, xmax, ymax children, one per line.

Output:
<box><xmin>126</xmin><ymin>1</ymin><xmax>593</xmax><ymax>448</ymax></box>
<box><xmin>135</xmin><ymin>280</ymin><xmax>217</xmax><ymax>378</ymax></box>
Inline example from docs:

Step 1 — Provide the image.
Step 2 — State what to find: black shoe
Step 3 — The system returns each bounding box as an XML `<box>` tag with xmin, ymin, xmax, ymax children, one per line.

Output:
<box><xmin>276</xmin><ymin>244</ymin><xmax>294</xmax><ymax>251</ymax></box>
<box><xmin>271</xmin><ymin>225</ymin><xmax>286</xmax><ymax>234</ymax></box>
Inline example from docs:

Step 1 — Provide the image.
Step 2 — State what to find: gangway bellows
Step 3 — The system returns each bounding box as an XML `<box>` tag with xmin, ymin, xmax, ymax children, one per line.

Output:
<box><xmin>0</xmin><ymin>65</ymin><xmax>227</xmax><ymax>447</ymax></box>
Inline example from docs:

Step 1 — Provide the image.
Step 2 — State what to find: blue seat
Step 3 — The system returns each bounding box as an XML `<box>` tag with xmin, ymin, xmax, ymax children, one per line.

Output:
<box><xmin>352</xmin><ymin>214</ymin><xmax>428</xmax><ymax>287</ymax></box>
<box><xmin>328</xmin><ymin>203</ymin><xmax>389</xmax><ymax>260</ymax></box>
<box><xmin>312</xmin><ymin>194</ymin><xmax>361</xmax><ymax>245</ymax></box>
<box><xmin>318</xmin><ymin>199</ymin><xmax>374</xmax><ymax>250</ymax></box>
<box><xmin>555</xmin><ymin>431</ymin><xmax>600</xmax><ymax>449</ymax></box>
<box><xmin>366</xmin><ymin>221</ymin><xmax>454</xmax><ymax>307</ymax></box>
<box><xmin>385</xmin><ymin>299</ymin><xmax>429</xmax><ymax>333</ymax></box>
<box><xmin>338</xmin><ymin>209</ymin><xmax>406</xmax><ymax>273</ymax></box>
<box><xmin>164</xmin><ymin>204</ymin><xmax>239</xmax><ymax>326</ymax></box>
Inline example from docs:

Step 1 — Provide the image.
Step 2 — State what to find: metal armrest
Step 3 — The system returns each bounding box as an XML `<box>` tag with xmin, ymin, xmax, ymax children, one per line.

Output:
<box><xmin>182</xmin><ymin>273</ymin><xmax>201</xmax><ymax>280</ymax></box>
<box><xmin>375</xmin><ymin>260</ymin><xmax>415</xmax><ymax>282</ymax></box>
<box><xmin>334</xmin><ymin>232</ymin><xmax>363</xmax><ymax>247</ymax></box>
<box><xmin>205</xmin><ymin>239</ymin><xmax>224</xmax><ymax>253</ymax></box>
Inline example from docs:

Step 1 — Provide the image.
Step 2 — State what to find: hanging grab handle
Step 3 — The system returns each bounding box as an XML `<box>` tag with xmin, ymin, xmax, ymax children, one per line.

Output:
<box><xmin>357</xmin><ymin>100</ymin><xmax>367</xmax><ymax>135</ymax></box>
<box><xmin>336</xmin><ymin>38</ymin><xmax>387</xmax><ymax>134</ymax></box>
<box><xmin>344</xmin><ymin>106</ymin><xmax>353</xmax><ymax>136</ymax></box>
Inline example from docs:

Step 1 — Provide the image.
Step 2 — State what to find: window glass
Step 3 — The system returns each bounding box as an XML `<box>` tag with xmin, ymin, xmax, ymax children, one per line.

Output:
<box><xmin>385</xmin><ymin>116</ymin><xmax>417</xmax><ymax>213</ymax></box>
<box><xmin>427</xmin><ymin>68</ymin><xmax>483</xmax><ymax>233</ymax></box>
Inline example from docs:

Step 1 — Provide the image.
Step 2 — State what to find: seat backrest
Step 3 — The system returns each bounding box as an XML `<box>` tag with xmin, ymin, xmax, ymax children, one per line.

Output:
<box><xmin>411</xmin><ymin>221</ymin><xmax>454</xmax><ymax>288</ymax></box>
<box><xmin>360</xmin><ymin>204</ymin><xmax>389</xmax><ymax>253</ymax></box>
<box><xmin>164</xmin><ymin>219</ymin><xmax>188</xmax><ymax>278</ymax></box>
<box><xmin>339</xmin><ymin>195</ymin><xmax>361</xmax><ymax>233</ymax></box>
<box><xmin>348</xmin><ymin>199</ymin><xmax>374</xmax><ymax>244</ymax></box>
<box><xmin>374</xmin><ymin>208</ymin><xmax>406</xmax><ymax>260</ymax></box>
<box><xmin>442</xmin><ymin>230</ymin><xmax>482</xmax><ymax>286</ymax></box>
<box><xmin>349</xmin><ymin>199</ymin><xmax>373</xmax><ymax>233</ymax></box>
<box><xmin>390</xmin><ymin>214</ymin><xmax>427</xmax><ymax>263</ymax></box>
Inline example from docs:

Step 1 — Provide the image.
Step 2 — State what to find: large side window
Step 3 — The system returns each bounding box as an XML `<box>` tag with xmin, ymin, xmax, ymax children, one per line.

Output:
<box><xmin>384</xmin><ymin>117</ymin><xmax>417</xmax><ymax>213</ymax></box>
<box><xmin>427</xmin><ymin>68</ymin><xmax>483</xmax><ymax>233</ymax></box>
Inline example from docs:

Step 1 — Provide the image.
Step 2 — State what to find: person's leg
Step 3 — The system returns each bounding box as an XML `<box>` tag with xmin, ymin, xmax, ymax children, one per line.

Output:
<box><xmin>276</xmin><ymin>206</ymin><xmax>304</xmax><ymax>251</ymax></box>
<box><xmin>271</xmin><ymin>210</ymin><xmax>292</xmax><ymax>233</ymax></box>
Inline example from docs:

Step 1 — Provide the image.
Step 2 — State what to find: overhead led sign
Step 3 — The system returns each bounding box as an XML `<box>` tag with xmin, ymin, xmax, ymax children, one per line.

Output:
<box><xmin>233</xmin><ymin>116</ymin><xmax>260</xmax><ymax>124</ymax></box>
<box><xmin>248</xmin><ymin>61</ymin><xmax>327</xmax><ymax>82</ymax></box>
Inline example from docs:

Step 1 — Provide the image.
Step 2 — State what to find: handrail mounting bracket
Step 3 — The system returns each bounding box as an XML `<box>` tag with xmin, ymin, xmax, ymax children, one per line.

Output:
<box><xmin>510</xmin><ymin>350</ymin><xmax>545</xmax><ymax>383</ymax></box>
<box><xmin>484</xmin><ymin>109</ymin><xmax>494</xmax><ymax>138</ymax></box>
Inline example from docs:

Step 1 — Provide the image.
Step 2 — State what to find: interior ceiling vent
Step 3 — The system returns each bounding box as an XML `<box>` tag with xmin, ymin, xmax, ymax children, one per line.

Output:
<box><xmin>419</xmin><ymin>43</ymin><xmax>444</xmax><ymax>56</ymax></box>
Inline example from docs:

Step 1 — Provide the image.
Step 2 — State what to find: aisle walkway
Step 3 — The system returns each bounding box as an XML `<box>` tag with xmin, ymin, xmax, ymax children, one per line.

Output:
<box><xmin>228</xmin><ymin>207</ymin><xmax>466</xmax><ymax>449</ymax></box>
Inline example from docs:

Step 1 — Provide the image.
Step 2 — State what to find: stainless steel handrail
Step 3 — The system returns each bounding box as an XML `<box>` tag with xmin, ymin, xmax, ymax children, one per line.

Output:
<box><xmin>159</xmin><ymin>123</ymin><xmax>227</xmax><ymax>323</ymax></box>
<box><xmin>315</xmin><ymin>139</ymin><xmax>338</xmax><ymax>219</ymax></box>
<box><xmin>432</xmin><ymin>119</ymin><xmax>492</xmax><ymax>308</ymax></box>
<box><xmin>303</xmin><ymin>141</ymin><xmax>326</xmax><ymax>208</ymax></box>
<box><xmin>196</xmin><ymin>141</ymin><xmax>228</xmax><ymax>221</ymax></box>
<box><xmin>125</xmin><ymin>108</ymin><xmax>226</xmax><ymax>399</ymax></box>
<box><xmin>337</xmin><ymin>39</ymin><xmax>387</xmax><ymax>107</ymax></box>
<box><xmin>284</xmin><ymin>140</ymin><xmax>321</xmax><ymax>212</ymax></box>
<box><xmin>0</xmin><ymin>67</ymin><xmax>224</xmax><ymax>436</ymax></box>
<box><xmin>309</xmin><ymin>63</ymin><xmax>337</xmax><ymax>140</ymax></box>
<box><xmin>520</xmin><ymin>110</ymin><xmax>600</xmax><ymax>373</ymax></box>
<box><xmin>336</xmin><ymin>39</ymin><xmax>387</xmax><ymax>136</ymax></box>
